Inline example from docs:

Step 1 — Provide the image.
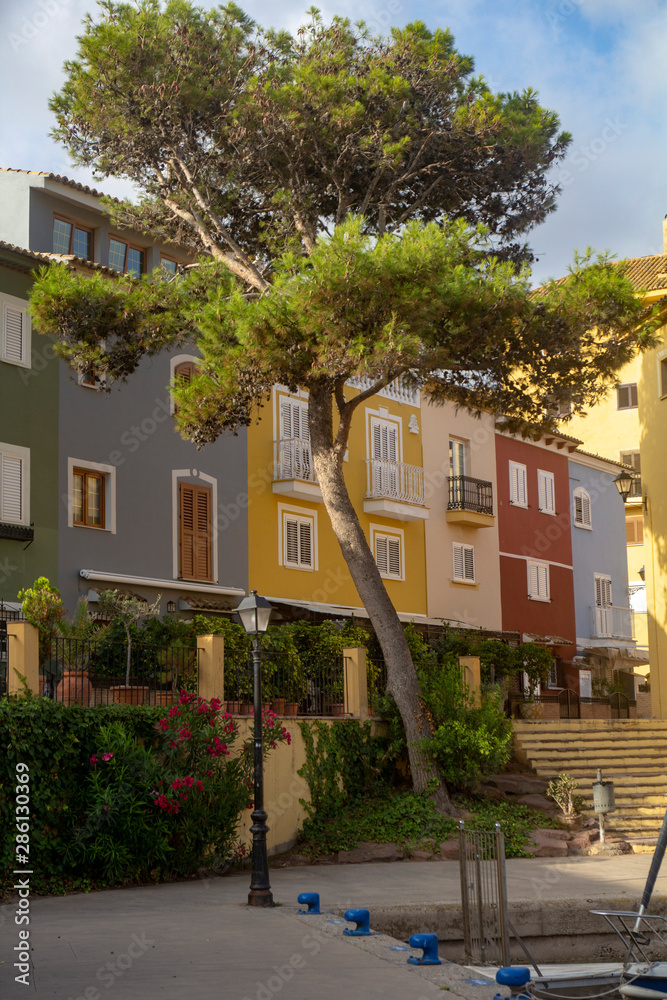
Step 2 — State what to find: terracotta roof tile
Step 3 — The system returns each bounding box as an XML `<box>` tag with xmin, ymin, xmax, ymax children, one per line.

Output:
<box><xmin>0</xmin><ymin>167</ymin><xmax>120</xmax><ymax>204</ymax></box>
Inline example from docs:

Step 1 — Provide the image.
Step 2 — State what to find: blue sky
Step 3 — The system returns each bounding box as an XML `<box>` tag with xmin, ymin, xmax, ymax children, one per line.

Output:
<box><xmin>1</xmin><ymin>0</ymin><xmax>666</xmax><ymax>284</ymax></box>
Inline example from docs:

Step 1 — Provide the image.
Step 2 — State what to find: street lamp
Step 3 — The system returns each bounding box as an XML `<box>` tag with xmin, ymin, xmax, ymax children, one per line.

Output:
<box><xmin>237</xmin><ymin>589</ymin><xmax>274</xmax><ymax>907</ymax></box>
<box><xmin>613</xmin><ymin>470</ymin><xmax>635</xmax><ymax>502</ymax></box>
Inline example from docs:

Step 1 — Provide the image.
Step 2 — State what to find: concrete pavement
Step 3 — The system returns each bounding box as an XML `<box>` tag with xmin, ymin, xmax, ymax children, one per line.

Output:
<box><xmin>1</xmin><ymin>855</ymin><xmax>665</xmax><ymax>1000</ymax></box>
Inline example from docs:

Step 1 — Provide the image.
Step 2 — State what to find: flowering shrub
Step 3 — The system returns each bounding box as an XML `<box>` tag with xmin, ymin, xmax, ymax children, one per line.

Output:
<box><xmin>151</xmin><ymin>694</ymin><xmax>290</xmax><ymax>872</ymax></box>
<box><xmin>67</xmin><ymin>694</ymin><xmax>291</xmax><ymax>883</ymax></box>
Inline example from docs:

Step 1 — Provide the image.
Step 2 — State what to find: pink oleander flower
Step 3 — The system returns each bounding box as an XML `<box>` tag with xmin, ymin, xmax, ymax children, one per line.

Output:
<box><xmin>156</xmin><ymin>719</ymin><xmax>169</xmax><ymax>732</ymax></box>
<box><xmin>171</xmin><ymin>778</ymin><xmax>183</xmax><ymax>790</ymax></box>
<box><xmin>196</xmin><ymin>780</ymin><xmax>204</xmax><ymax>791</ymax></box>
<box><xmin>210</xmin><ymin>698</ymin><xmax>221</xmax><ymax>711</ymax></box>
<box><xmin>89</xmin><ymin>755</ymin><xmax>99</xmax><ymax>765</ymax></box>
<box><xmin>168</xmin><ymin>706</ymin><xmax>181</xmax><ymax>718</ymax></box>
<box><xmin>205</xmin><ymin>770</ymin><xmax>213</xmax><ymax>777</ymax></box>
<box><xmin>183</xmin><ymin>775</ymin><xmax>194</xmax><ymax>788</ymax></box>
<box><xmin>178</xmin><ymin>726</ymin><xmax>192</xmax><ymax>741</ymax></box>
<box><xmin>101</xmin><ymin>752</ymin><xmax>114</xmax><ymax>762</ymax></box>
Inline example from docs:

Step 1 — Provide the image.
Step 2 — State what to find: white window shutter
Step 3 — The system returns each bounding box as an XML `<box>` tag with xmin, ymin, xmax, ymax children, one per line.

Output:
<box><xmin>595</xmin><ymin>576</ymin><xmax>603</xmax><ymax>607</ymax></box>
<box><xmin>1</xmin><ymin>454</ymin><xmax>23</xmax><ymax>522</ymax></box>
<box><xmin>285</xmin><ymin>518</ymin><xmax>299</xmax><ymax>565</ymax></box>
<box><xmin>582</xmin><ymin>491</ymin><xmax>591</xmax><ymax>526</ymax></box>
<box><xmin>538</xmin><ymin>472</ymin><xmax>547</xmax><ymax>512</ymax></box>
<box><xmin>529</xmin><ymin>562</ymin><xmax>539</xmax><ymax>596</ymax></box>
<box><xmin>388</xmin><ymin>537</ymin><xmax>401</xmax><ymax>577</ymax></box>
<box><xmin>299</xmin><ymin>402</ymin><xmax>309</xmax><ymax>442</ymax></box>
<box><xmin>574</xmin><ymin>492</ymin><xmax>583</xmax><ymax>524</ymax></box>
<box><xmin>3</xmin><ymin>303</ymin><xmax>26</xmax><ymax>365</ymax></box>
<box><xmin>453</xmin><ymin>543</ymin><xmax>464</xmax><ymax>580</ymax></box>
<box><xmin>463</xmin><ymin>545</ymin><xmax>475</xmax><ymax>581</ymax></box>
<box><xmin>538</xmin><ymin>564</ymin><xmax>549</xmax><ymax>598</ymax></box>
<box><xmin>387</xmin><ymin>425</ymin><xmax>397</xmax><ymax>462</ymax></box>
<box><xmin>604</xmin><ymin>578</ymin><xmax>612</xmax><ymax>607</ymax></box>
<box><xmin>280</xmin><ymin>400</ymin><xmax>292</xmax><ymax>440</ymax></box>
<box><xmin>299</xmin><ymin>520</ymin><xmax>312</xmax><ymax>567</ymax></box>
<box><xmin>375</xmin><ymin>535</ymin><xmax>388</xmax><ymax>574</ymax></box>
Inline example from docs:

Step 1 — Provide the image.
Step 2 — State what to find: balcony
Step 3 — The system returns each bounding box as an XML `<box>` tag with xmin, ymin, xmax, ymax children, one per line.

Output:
<box><xmin>590</xmin><ymin>605</ymin><xmax>634</xmax><ymax>641</ymax></box>
<box><xmin>446</xmin><ymin>475</ymin><xmax>495</xmax><ymax>528</ymax></box>
<box><xmin>363</xmin><ymin>459</ymin><xmax>428</xmax><ymax>521</ymax></box>
<box><xmin>272</xmin><ymin>438</ymin><xmax>322</xmax><ymax>502</ymax></box>
<box><xmin>0</xmin><ymin>522</ymin><xmax>34</xmax><ymax>542</ymax></box>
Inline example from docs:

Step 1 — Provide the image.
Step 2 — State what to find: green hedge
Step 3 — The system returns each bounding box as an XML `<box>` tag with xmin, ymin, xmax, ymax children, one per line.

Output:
<box><xmin>0</xmin><ymin>698</ymin><xmax>163</xmax><ymax>884</ymax></box>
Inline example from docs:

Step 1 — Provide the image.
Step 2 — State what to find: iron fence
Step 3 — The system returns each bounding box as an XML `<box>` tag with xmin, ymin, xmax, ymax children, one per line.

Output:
<box><xmin>224</xmin><ymin>653</ymin><xmax>347</xmax><ymax>716</ymax></box>
<box><xmin>367</xmin><ymin>658</ymin><xmax>387</xmax><ymax>715</ymax></box>
<box><xmin>0</xmin><ymin>623</ymin><xmax>7</xmax><ymax>698</ymax></box>
<box><xmin>43</xmin><ymin>637</ymin><xmax>198</xmax><ymax>705</ymax></box>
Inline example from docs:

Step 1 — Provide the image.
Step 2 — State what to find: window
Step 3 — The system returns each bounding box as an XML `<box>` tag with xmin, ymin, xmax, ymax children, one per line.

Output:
<box><xmin>72</xmin><ymin>467</ymin><xmax>105</xmax><ymax>528</ymax></box>
<box><xmin>626</xmin><ymin>515</ymin><xmax>644</xmax><ymax>545</ymax></box>
<box><xmin>0</xmin><ymin>444</ymin><xmax>29</xmax><ymax>524</ymax></box>
<box><xmin>281</xmin><ymin>510</ymin><xmax>315</xmax><ymax>570</ymax></box>
<box><xmin>595</xmin><ymin>574</ymin><xmax>613</xmax><ymax>611</ymax></box>
<box><xmin>573</xmin><ymin>487</ymin><xmax>592</xmax><ymax>528</ymax></box>
<box><xmin>108</xmin><ymin>237</ymin><xmax>145</xmax><ymax>276</ymax></box>
<box><xmin>278</xmin><ymin>395</ymin><xmax>312</xmax><ymax>481</ymax></box>
<box><xmin>52</xmin><ymin>215</ymin><xmax>93</xmax><ymax>260</ymax></box>
<box><xmin>373</xmin><ymin>530</ymin><xmax>403</xmax><ymax>580</ymax></box>
<box><xmin>547</xmin><ymin>659</ymin><xmax>559</xmax><ymax>689</ymax></box>
<box><xmin>509</xmin><ymin>461</ymin><xmax>527</xmax><ymax>507</ymax></box>
<box><xmin>620</xmin><ymin>451</ymin><xmax>642</xmax><ymax>497</ymax></box>
<box><xmin>660</xmin><ymin>357</ymin><xmax>667</xmax><ymax>398</ymax></box>
<box><xmin>449</xmin><ymin>438</ymin><xmax>467</xmax><ymax>478</ymax></box>
<box><xmin>452</xmin><ymin>542</ymin><xmax>475</xmax><ymax>583</ymax></box>
<box><xmin>1</xmin><ymin>293</ymin><xmax>30</xmax><ymax>368</ymax></box>
<box><xmin>160</xmin><ymin>256</ymin><xmax>178</xmax><ymax>276</ymax></box>
<box><xmin>527</xmin><ymin>560</ymin><xmax>550</xmax><ymax>601</ymax></box>
<box><xmin>617</xmin><ymin>383</ymin><xmax>638</xmax><ymax>409</ymax></box>
<box><xmin>68</xmin><ymin>459</ymin><xmax>115</xmax><ymax>532</ymax></box>
<box><xmin>537</xmin><ymin>469</ymin><xmax>555</xmax><ymax>514</ymax></box>
<box><xmin>370</xmin><ymin>416</ymin><xmax>399</xmax><ymax>463</ymax></box>
<box><xmin>179</xmin><ymin>482</ymin><xmax>212</xmax><ymax>581</ymax></box>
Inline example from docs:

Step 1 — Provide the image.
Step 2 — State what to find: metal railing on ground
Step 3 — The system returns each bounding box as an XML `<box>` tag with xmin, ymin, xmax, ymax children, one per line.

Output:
<box><xmin>459</xmin><ymin>822</ymin><xmax>510</xmax><ymax>966</ymax></box>
<box><xmin>224</xmin><ymin>653</ymin><xmax>348</xmax><ymax>717</ymax></box>
<box><xmin>43</xmin><ymin>638</ymin><xmax>198</xmax><ymax>705</ymax></box>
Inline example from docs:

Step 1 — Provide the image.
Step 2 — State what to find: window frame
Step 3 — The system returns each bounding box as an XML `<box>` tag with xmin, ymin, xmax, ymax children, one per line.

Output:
<box><xmin>527</xmin><ymin>559</ymin><xmax>550</xmax><ymax>602</ymax></box>
<box><xmin>572</xmin><ymin>486</ymin><xmax>592</xmax><ymax>529</ymax></box>
<box><xmin>278</xmin><ymin>503</ymin><xmax>318</xmax><ymax>572</ymax></box>
<box><xmin>371</xmin><ymin>524</ymin><xmax>404</xmax><ymax>581</ymax></box>
<box><xmin>72</xmin><ymin>467</ymin><xmax>106</xmax><ymax>529</ymax></box>
<box><xmin>616</xmin><ymin>383</ymin><xmax>638</xmax><ymax>410</ymax></box>
<box><xmin>659</xmin><ymin>354</ymin><xmax>667</xmax><ymax>399</ymax></box>
<box><xmin>449</xmin><ymin>437</ymin><xmax>468</xmax><ymax>479</ymax></box>
<box><xmin>0</xmin><ymin>442</ymin><xmax>30</xmax><ymax>526</ymax></box>
<box><xmin>509</xmin><ymin>460</ymin><xmax>528</xmax><ymax>508</ymax></box>
<box><xmin>452</xmin><ymin>541</ymin><xmax>475</xmax><ymax>584</ymax></box>
<box><xmin>368</xmin><ymin>412</ymin><xmax>402</xmax><ymax>463</ymax></box>
<box><xmin>108</xmin><ymin>235</ymin><xmax>146</xmax><ymax>275</ymax></box>
<box><xmin>67</xmin><ymin>458</ymin><xmax>116</xmax><ymax>533</ymax></box>
<box><xmin>1</xmin><ymin>292</ymin><xmax>31</xmax><ymax>369</ymax></box>
<box><xmin>159</xmin><ymin>255</ymin><xmax>179</xmax><ymax>276</ymax></box>
<box><xmin>52</xmin><ymin>213</ymin><xmax>94</xmax><ymax>260</ymax></box>
<box><xmin>537</xmin><ymin>469</ymin><xmax>556</xmax><ymax>515</ymax></box>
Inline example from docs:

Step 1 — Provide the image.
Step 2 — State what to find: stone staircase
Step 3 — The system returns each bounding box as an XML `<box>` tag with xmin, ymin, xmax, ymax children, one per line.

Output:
<box><xmin>513</xmin><ymin>719</ymin><xmax>667</xmax><ymax>840</ymax></box>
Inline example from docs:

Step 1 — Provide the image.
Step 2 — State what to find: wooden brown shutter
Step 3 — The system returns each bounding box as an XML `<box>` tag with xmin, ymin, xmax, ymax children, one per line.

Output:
<box><xmin>173</xmin><ymin>361</ymin><xmax>197</xmax><ymax>415</ymax></box>
<box><xmin>179</xmin><ymin>482</ymin><xmax>212</xmax><ymax>581</ymax></box>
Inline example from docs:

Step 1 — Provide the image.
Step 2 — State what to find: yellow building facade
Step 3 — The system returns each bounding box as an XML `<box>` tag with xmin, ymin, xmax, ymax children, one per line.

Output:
<box><xmin>245</xmin><ymin>380</ymin><xmax>428</xmax><ymax>617</ymax></box>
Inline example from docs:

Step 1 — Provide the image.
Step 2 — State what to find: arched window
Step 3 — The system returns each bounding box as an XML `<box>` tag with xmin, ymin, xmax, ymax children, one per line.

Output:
<box><xmin>573</xmin><ymin>487</ymin><xmax>592</xmax><ymax>528</ymax></box>
<box><xmin>170</xmin><ymin>356</ymin><xmax>199</xmax><ymax>414</ymax></box>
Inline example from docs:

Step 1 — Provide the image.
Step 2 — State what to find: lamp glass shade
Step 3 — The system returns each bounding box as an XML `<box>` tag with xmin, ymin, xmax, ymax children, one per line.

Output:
<box><xmin>613</xmin><ymin>470</ymin><xmax>634</xmax><ymax>500</ymax></box>
<box><xmin>237</xmin><ymin>590</ymin><xmax>273</xmax><ymax>635</ymax></box>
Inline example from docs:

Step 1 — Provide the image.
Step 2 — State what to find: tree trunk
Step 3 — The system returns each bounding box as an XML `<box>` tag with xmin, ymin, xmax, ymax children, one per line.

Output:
<box><xmin>308</xmin><ymin>384</ymin><xmax>456</xmax><ymax>815</ymax></box>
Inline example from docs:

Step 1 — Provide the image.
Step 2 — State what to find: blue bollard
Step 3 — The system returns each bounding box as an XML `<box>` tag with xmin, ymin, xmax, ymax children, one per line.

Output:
<box><xmin>297</xmin><ymin>892</ymin><xmax>321</xmax><ymax>914</ymax></box>
<box><xmin>494</xmin><ymin>966</ymin><xmax>531</xmax><ymax>1000</ymax></box>
<box><xmin>407</xmin><ymin>933</ymin><xmax>442</xmax><ymax>966</ymax></box>
<box><xmin>343</xmin><ymin>908</ymin><xmax>371</xmax><ymax>936</ymax></box>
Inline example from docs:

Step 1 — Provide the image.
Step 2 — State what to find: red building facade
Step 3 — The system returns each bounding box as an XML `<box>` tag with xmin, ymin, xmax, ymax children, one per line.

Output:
<box><xmin>495</xmin><ymin>430</ymin><xmax>578</xmax><ymax>683</ymax></box>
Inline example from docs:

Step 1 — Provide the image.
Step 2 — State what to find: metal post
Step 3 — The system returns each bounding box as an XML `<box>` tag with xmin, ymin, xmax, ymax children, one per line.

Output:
<box><xmin>495</xmin><ymin>823</ymin><xmax>510</xmax><ymax>966</ymax></box>
<box><xmin>248</xmin><ymin>635</ymin><xmax>273</xmax><ymax>907</ymax></box>
<box><xmin>459</xmin><ymin>821</ymin><xmax>472</xmax><ymax>961</ymax></box>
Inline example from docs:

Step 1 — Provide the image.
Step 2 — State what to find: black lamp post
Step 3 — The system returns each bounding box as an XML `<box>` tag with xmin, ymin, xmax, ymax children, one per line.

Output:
<box><xmin>613</xmin><ymin>469</ymin><xmax>635</xmax><ymax>502</ymax></box>
<box><xmin>237</xmin><ymin>589</ymin><xmax>274</xmax><ymax>907</ymax></box>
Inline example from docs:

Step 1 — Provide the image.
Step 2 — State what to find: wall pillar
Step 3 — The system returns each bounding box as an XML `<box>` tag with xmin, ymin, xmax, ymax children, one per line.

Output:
<box><xmin>459</xmin><ymin>655</ymin><xmax>481</xmax><ymax>704</ymax></box>
<box><xmin>7</xmin><ymin>622</ymin><xmax>40</xmax><ymax>696</ymax></box>
<box><xmin>343</xmin><ymin>646</ymin><xmax>369</xmax><ymax>720</ymax></box>
<box><xmin>197</xmin><ymin>635</ymin><xmax>225</xmax><ymax>702</ymax></box>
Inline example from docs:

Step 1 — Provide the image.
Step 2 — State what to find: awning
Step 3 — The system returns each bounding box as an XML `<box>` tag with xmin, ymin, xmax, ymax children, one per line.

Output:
<box><xmin>582</xmin><ymin>645</ymin><xmax>650</xmax><ymax>666</ymax></box>
<box><xmin>522</xmin><ymin>632</ymin><xmax>573</xmax><ymax>646</ymax></box>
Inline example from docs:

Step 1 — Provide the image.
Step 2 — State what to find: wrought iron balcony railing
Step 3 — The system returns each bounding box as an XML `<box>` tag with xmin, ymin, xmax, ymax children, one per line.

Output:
<box><xmin>365</xmin><ymin>459</ymin><xmax>425</xmax><ymax>505</ymax></box>
<box><xmin>274</xmin><ymin>438</ymin><xmax>317</xmax><ymax>482</ymax></box>
<box><xmin>447</xmin><ymin>476</ymin><xmax>493</xmax><ymax>515</ymax></box>
<box><xmin>590</xmin><ymin>605</ymin><xmax>634</xmax><ymax>640</ymax></box>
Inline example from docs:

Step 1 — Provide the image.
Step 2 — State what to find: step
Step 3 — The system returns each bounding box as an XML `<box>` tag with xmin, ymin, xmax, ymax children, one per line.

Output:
<box><xmin>514</xmin><ymin>737</ymin><xmax>667</xmax><ymax>751</ymax></box>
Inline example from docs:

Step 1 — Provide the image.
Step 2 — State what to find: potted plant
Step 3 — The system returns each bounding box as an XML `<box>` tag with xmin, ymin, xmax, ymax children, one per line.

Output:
<box><xmin>97</xmin><ymin>591</ymin><xmax>161</xmax><ymax>704</ymax></box>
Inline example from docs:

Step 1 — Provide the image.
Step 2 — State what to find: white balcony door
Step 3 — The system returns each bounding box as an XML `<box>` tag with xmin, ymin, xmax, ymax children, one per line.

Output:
<box><xmin>449</xmin><ymin>439</ymin><xmax>466</xmax><ymax>478</ymax></box>
<box><xmin>594</xmin><ymin>574</ymin><xmax>613</xmax><ymax>636</ymax></box>
<box><xmin>371</xmin><ymin>417</ymin><xmax>399</xmax><ymax>496</ymax></box>
<box><xmin>579</xmin><ymin>669</ymin><xmax>592</xmax><ymax>699</ymax></box>
<box><xmin>279</xmin><ymin>398</ymin><xmax>311</xmax><ymax>480</ymax></box>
